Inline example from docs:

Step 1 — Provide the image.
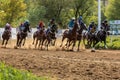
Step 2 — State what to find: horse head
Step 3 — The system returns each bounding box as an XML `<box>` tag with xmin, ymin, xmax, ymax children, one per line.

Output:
<box><xmin>72</xmin><ymin>21</ymin><xmax>79</xmax><ymax>33</ymax></box>
<box><xmin>78</xmin><ymin>23</ymin><xmax>87</xmax><ymax>34</ymax></box>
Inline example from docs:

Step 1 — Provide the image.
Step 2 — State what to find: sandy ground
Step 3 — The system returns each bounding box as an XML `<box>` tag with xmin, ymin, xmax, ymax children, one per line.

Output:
<box><xmin>0</xmin><ymin>39</ymin><xmax>120</xmax><ymax>80</ymax></box>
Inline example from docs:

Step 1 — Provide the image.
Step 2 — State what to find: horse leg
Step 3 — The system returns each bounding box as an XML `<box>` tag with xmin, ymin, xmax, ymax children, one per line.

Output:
<box><xmin>2</xmin><ymin>39</ymin><xmax>5</xmax><ymax>46</ymax></box>
<box><xmin>38</xmin><ymin>39</ymin><xmax>41</xmax><ymax>49</ymax></box>
<box><xmin>22</xmin><ymin>38</ymin><xmax>26</xmax><ymax>46</ymax></box>
<box><xmin>91</xmin><ymin>40</ymin><xmax>99</xmax><ymax>52</ymax></box>
<box><xmin>71</xmin><ymin>40</ymin><xmax>76</xmax><ymax>51</ymax></box>
<box><xmin>88</xmin><ymin>39</ymin><xmax>92</xmax><ymax>47</ymax></box>
<box><xmin>53</xmin><ymin>38</ymin><xmax>56</xmax><ymax>46</ymax></box>
<box><xmin>32</xmin><ymin>35</ymin><xmax>36</xmax><ymax>45</ymax></box>
<box><xmin>83</xmin><ymin>36</ymin><xmax>86</xmax><ymax>46</ymax></box>
<box><xmin>104</xmin><ymin>39</ymin><xmax>108</xmax><ymax>49</ymax></box>
<box><xmin>35</xmin><ymin>39</ymin><xmax>38</xmax><ymax>49</ymax></box>
<box><xmin>41</xmin><ymin>39</ymin><xmax>45</xmax><ymax>50</ymax></box>
<box><xmin>40</xmin><ymin>39</ymin><xmax>44</xmax><ymax>50</ymax></box>
<box><xmin>60</xmin><ymin>36</ymin><xmax>65</xmax><ymax>47</ymax></box>
<box><xmin>67</xmin><ymin>40</ymin><xmax>71</xmax><ymax>50</ymax></box>
<box><xmin>65</xmin><ymin>39</ymin><xmax>69</xmax><ymax>48</ymax></box>
<box><xmin>5</xmin><ymin>39</ymin><xmax>8</xmax><ymax>48</ymax></box>
<box><xmin>16</xmin><ymin>35</ymin><xmax>20</xmax><ymax>47</ymax></box>
<box><xmin>77</xmin><ymin>40</ymin><xmax>81</xmax><ymax>51</ymax></box>
<box><xmin>46</xmin><ymin>39</ymin><xmax>50</xmax><ymax>51</ymax></box>
<box><xmin>19</xmin><ymin>38</ymin><xmax>23</xmax><ymax>47</ymax></box>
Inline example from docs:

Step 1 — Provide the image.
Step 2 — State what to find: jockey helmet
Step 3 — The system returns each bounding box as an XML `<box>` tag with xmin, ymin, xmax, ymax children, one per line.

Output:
<box><xmin>39</xmin><ymin>21</ymin><xmax>44</xmax><ymax>26</ymax></box>
<box><xmin>91</xmin><ymin>21</ymin><xmax>94</xmax><ymax>24</ymax></box>
<box><xmin>51</xmin><ymin>18</ymin><xmax>55</xmax><ymax>21</ymax></box>
<box><xmin>72</xmin><ymin>17</ymin><xmax>75</xmax><ymax>20</ymax></box>
<box><xmin>6</xmin><ymin>23</ymin><xmax>10</xmax><ymax>26</ymax></box>
<box><xmin>104</xmin><ymin>20</ymin><xmax>107</xmax><ymax>23</ymax></box>
<box><xmin>79</xmin><ymin>16</ymin><xmax>82</xmax><ymax>20</ymax></box>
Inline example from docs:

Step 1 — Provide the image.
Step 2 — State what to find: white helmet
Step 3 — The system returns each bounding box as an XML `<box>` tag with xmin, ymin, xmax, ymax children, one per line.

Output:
<box><xmin>72</xmin><ymin>17</ymin><xmax>75</xmax><ymax>20</ymax></box>
<box><xmin>6</xmin><ymin>23</ymin><xmax>10</xmax><ymax>26</ymax></box>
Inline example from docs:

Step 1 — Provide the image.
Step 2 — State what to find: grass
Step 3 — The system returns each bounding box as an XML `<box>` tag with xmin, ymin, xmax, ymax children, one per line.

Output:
<box><xmin>95</xmin><ymin>35</ymin><xmax>120</xmax><ymax>49</ymax></box>
<box><xmin>0</xmin><ymin>62</ymin><xmax>49</xmax><ymax>80</ymax></box>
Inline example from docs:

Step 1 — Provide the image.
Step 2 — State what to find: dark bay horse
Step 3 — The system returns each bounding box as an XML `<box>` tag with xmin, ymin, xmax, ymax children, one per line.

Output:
<box><xmin>2</xmin><ymin>29</ymin><xmax>11</xmax><ymax>47</ymax></box>
<box><xmin>76</xmin><ymin>23</ymin><xmax>87</xmax><ymax>51</ymax></box>
<box><xmin>62</xmin><ymin>22</ymin><xmax>87</xmax><ymax>51</ymax></box>
<box><xmin>16</xmin><ymin>23</ymin><xmax>31</xmax><ymax>47</ymax></box>
<box><xmin>44</xmin><ymin>24</ymin><xmax>58</xmax><ymax>50</ymax></box>
<box><xmin>91</xmin><ymin>26</ymin><xmax>110</xmax><ymax>52</ymax></box>
<box><xmin>83</xmin><ymin>25</ymin><xmax>97</xmax><ymax>48</ymax></box>
<box><xmin>60</xmin><ymin>21</ymin><xmax>79</xmax><ymax>51</ymax></box>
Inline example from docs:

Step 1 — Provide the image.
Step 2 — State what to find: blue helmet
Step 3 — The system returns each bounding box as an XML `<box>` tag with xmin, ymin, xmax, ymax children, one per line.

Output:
<box><xmin>79</xmin><ymin>16</ymin><xmax>82</xmax><ymax>20</ymax></box>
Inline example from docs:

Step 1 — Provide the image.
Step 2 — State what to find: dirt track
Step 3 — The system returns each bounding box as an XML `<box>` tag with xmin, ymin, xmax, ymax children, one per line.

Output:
<box><xmin>0</xmin><ymin>39</ymin><xmax>120</xmax><ymax>80</ymax></box>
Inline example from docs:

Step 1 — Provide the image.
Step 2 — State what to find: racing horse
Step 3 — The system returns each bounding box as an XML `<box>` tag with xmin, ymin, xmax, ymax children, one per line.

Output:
<box><xmin>32</xmin><ymin>26</ymin><xmax>45</xmax><ymax>45</ymax></box>
<box><xmin>82</xmin><ymin>24</ymin><xmax>97</xmax><ymax>48</ymax></box>
<box><xmin>33</xmin><ymin>28</ymin><xmax>45</xmax><ymax>49</ymax></box>
<box><xmin>91</xmin><ymin>25</ymin><xmax>110</xmax><ymax>52</ymax></box>
<box><xmin>44</xmin><ymin>24</ymin><xmax>58</xmax><ymax>50</ymax></box>
<box><xmin>2</xmin><ymin>29</ymin><xmax>11</xmax><ymax>47</ymax></box>
<box><xmin>60</xmin><ymin>20</ymin><xmax>79</xmax><ymax>51</ymax></box>
<box><xmin>76</xmin><ymin>23</ymin><xmax>87</xmax><ymax>51</ymax></box>
<box><xmin>62</xmin><ymin>22</ymin><xmax>87</xmax><ymax>51</ymax></box>
<box><xmin>16</xmin><ymin>23</ymin><xmax>31</xmax><ymax>48</ymax></box>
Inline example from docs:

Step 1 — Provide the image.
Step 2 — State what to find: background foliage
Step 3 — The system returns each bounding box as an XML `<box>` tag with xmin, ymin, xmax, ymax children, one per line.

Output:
<box><xmin>0</xmin><ymin>0</ymin><xmax>119</xmax><ymax>28</ymax></box>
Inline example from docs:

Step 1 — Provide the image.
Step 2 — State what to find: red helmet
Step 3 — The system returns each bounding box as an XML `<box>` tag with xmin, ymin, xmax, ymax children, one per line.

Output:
<box><xmin>39</xmin><ymin>21</ymin><xmax>44</xmax><ymax>27</ymax></box>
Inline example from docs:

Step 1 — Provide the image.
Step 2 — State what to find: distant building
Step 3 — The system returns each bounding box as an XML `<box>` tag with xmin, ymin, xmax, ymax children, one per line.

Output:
<box><xmin>109</xmin><ymin>20</ymin><xmax>120</xmax><ymax>35</ymax></box>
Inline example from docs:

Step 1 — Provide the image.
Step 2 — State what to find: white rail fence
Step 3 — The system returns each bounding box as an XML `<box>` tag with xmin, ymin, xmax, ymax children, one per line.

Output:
<box><xmin>0</xmin><ymin>28</ymin><xmax>65</xmax><ymax>40</ymax></box>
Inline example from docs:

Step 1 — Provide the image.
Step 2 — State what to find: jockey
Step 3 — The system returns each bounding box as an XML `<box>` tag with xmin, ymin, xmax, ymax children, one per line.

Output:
<box><xmin>37</xmin><ymin>21</ymin><xmax>45</xmax><ymax>32</ymax></box>
<box><xmin>68</xmin><ymin>17</ymin><xmax>75</xmax><ymax>33</ymax></box>
<box><xmin>46</xmin><ymin>18</ymin><xmax>56</xmax><ymax>34</ymax></box>
<box><xmin>23</xmin><ymin>20</ymin><xmax>31</xmax><ymax>32</ymax></box>
<box><xmin>48</xmin><ymin>18</ymin><xmax>55</xmax><ymax>28</ymax></box>
<box><xmin>4</xmin><ymin>23</ymin><xmax>12</xmax><ymax>32</ymax></box>
<box><xmin>88</xmin><ymin>21</ymin><xmax>96</xmax><ymax>34</ymax></box>
<box><xmin>101</xmin><ymin>20</ymin><xmax>110</xmax><ymax>31</ymax></box>
<box><xmin>19</xmin><ymin>23</ymin><xmax>24</xmax><ymax>32</ymax></box>
<box><xmin>78</xmin><ymin>16</ymin><xmax>83</xmax><ymax>25</ymax></box>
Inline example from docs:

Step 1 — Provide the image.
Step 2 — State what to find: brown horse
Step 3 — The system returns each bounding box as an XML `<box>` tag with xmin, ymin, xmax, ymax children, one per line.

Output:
<box><xmin>82</xmin><ymin>25</ymin><xmax>97</xmax><ymax>48</ymax></box>
<box><xmin>2</xmin><ymin>30</ymin><xmax>11</xmax><ymax>47</ymax></box>
<box><xmin>34</xmin><ymin>28</ymin><xmax>45</xmax><ymax>49</ymax></box>
<box><xmin>16</xmin><ymin>22</ymin><xmax>31</xmax><ymax>48</ymax></box>
<box><xmin>62</xmin><ymin>22</ymin><xmax>87</xmax><ymax>51</ymax></box>
<box><xmin>60</xmin><ymin>21</ymin><xmax>79</xmax><ymax>51</ymax></box>
<box><xmin>44</xmin><ymin>24</ymin><xmax>58</xmax><ymax>50</ymax></box>
<box><xmin>76</xmin><ymin>23</ymin><xmax>87</xmax><ymax>51</ymax></box>
<box><xmin>32</xmin><ymin>31</ymin><xmax>38</xmax><ymax>45</ymax></box>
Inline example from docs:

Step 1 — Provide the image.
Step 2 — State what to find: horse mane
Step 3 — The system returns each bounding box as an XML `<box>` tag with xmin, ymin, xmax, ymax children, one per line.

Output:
<box><xmin>77</xmin><ymin>22</ymin><xmax>87</xmax><ymax>34</ymax></box>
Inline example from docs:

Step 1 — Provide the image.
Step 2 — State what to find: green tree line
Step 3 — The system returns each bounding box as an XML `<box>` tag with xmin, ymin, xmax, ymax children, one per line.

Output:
<box><xmin>0</xmin><ymin>0</ymin><xmax>119</xmax><ymax>28</ymax></box>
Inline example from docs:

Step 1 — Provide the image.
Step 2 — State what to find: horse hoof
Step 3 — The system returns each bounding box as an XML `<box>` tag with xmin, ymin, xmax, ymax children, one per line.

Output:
<box><xmin>70</xmin><ymin>49</ymin><xmax>73</xmax><ymax>51</ymax></box>
<box><xmin>61</xmin><ymin>47</ymin><xmax>65</xmax><ymax>51</ymax></box>
<box><xmin>56</xmin><ymin>47</ymin><xmax>60</xmax><ymax>51</ymax></box>
<box><xmin>77</xmin><ymin>49</ymin><xmax>80</xmax><ymax>52</ymax></box>
<box><xmin>14</xmin><ymin>46</ymin><xmax>18</xmax><ymax>49</ymax></box>
<box><xmin>91</xmin><ymin>50</ymin><xmax>95</xmax><ymax>52</ymax></box>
